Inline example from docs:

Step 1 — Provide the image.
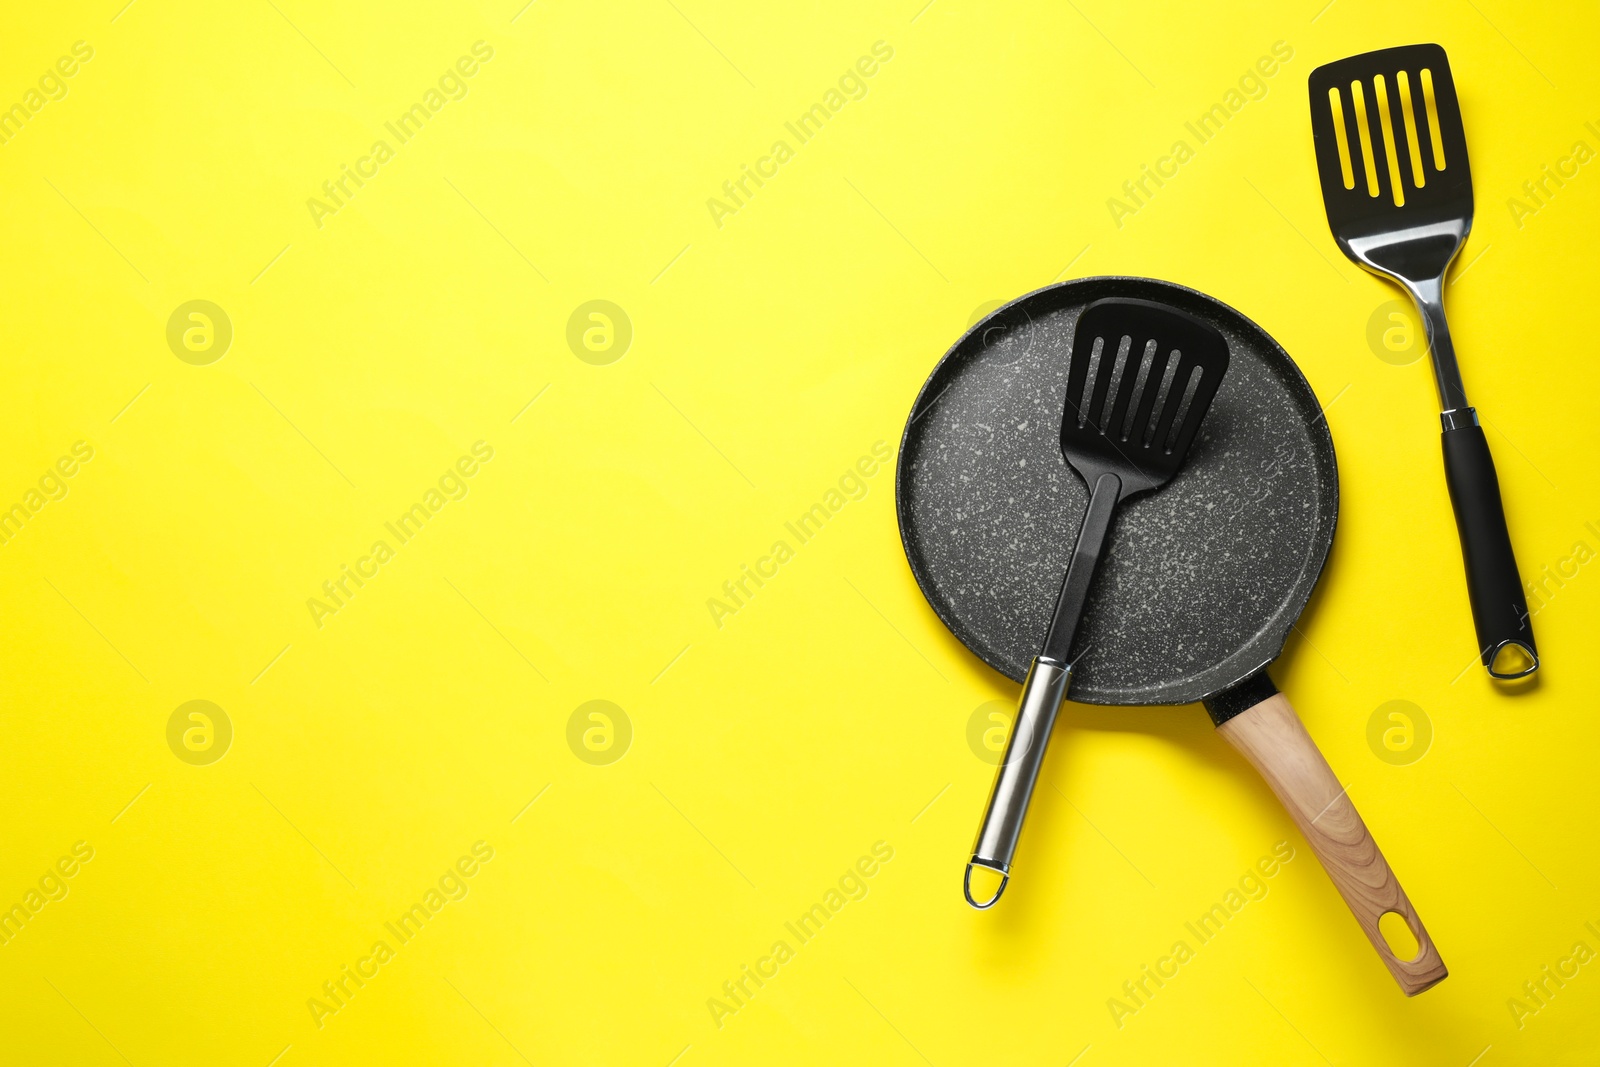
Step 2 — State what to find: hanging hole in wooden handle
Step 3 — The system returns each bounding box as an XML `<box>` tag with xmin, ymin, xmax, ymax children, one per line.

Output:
<box><xmin>1379</xmin><ymin>909</ymin><xmax>1422</xmax><ymax>963</ymax></box>
<box><xmin>1215</xmin><ymin>691</ymin><xmax>1448</xmax><ymax>994</ymax></box>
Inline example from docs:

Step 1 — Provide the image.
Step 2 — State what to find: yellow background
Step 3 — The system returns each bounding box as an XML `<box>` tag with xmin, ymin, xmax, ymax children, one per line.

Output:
<box><xmin>1</xmin><ymin>0</ymin><xmax>1597</xmax><ymax>1063</ymax></box>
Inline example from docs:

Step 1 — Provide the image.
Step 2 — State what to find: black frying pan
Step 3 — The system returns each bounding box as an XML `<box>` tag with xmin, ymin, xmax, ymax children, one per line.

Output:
<box><xmin>896</xmin><ymin>276</ymin><xmax>1446</xmax><ymax>994</ymax></box>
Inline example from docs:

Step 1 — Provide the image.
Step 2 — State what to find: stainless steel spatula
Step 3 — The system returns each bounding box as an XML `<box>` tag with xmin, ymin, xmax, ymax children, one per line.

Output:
<box><xmin>965</xmin><ymin>297</ymin><xmax>1228</xmax><ymax>908</ymax></box>
<box><xmin>1308</xmin><ymin>43</ymin><xmax>1537</xmax><ymax>679</ymax></box>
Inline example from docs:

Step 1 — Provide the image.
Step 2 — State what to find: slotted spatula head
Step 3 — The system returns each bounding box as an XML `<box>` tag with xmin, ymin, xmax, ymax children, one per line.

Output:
<box><xmin>1309</xmin><ymin>43</ymin><xmax>1473</xmax><ymax>282</ymax></box>
<box><xmin>1061</xmin><ymin>297</ymin><xmax>1230</xmax><ymax>500</ymax></box>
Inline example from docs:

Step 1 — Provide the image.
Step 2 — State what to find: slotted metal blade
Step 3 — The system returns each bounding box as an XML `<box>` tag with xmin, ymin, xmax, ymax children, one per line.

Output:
<box><xmin>1309</xmin><ymin>43</ymin><xmax>1473</xmax><ymax>242</ymax></box>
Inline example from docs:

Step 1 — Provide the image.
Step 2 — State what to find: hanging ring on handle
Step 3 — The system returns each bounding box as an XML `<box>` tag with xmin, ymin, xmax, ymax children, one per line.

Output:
<box><xmin>964</xmin><ymin>858</ymin><xmax>1010</xmax><ymax>910</ymax></box>
<box><xmin>1486</xmin><ymin>638</ymin><xmax>1538</xmax><ymax>680</ymax></box>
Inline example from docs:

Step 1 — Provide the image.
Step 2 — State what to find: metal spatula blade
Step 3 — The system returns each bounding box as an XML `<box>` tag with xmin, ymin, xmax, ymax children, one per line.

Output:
<box><xmin>1309</xmin><ymin>43</ymin><xmax>1472</xmax><ymax>254</ymax></box>
<box><xmin>1307</xmin><ymin>44</ymin><xmax>1538</xmax><ymax>679</ymax></box>
<box><xmin>965</xmin><ymin>297</ymin><xmax>1229</xmax><ymax>909</ymax></box>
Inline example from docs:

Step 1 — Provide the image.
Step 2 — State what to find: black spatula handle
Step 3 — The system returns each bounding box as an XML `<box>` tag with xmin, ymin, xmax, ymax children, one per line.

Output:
<box><xmin>1441</xmin><ymin>420</ymin><xmax>1538</xmax><ymax>678</ymax></box>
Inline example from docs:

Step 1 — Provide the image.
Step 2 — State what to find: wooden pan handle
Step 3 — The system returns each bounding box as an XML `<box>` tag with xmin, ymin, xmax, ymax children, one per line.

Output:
<box><xmin>1216</xmin><ymin>693</ymin><xmax>1448</xmax><ymax>995</ymax></box>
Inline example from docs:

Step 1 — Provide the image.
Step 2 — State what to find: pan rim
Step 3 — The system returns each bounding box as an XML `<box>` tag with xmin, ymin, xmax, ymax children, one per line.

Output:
<box><xmin>894</xmin><ymin>275</ymin><xmax>1340</xmax><ymax>705</ymax></box>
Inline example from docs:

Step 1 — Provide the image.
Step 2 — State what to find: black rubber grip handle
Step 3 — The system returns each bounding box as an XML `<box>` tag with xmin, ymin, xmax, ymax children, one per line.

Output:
<box><xmin>1440</xmin><ymin>423</ymin><xmax>1538</xmax><ymax>678</ymax></box>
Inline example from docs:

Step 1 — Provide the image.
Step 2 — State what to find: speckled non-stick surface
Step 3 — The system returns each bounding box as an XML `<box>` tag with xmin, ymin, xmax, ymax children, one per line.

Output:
<box><xmin>896</xmin><ymin>277</ymin><xmax>1338</xmax><ymax>706</ymax></box>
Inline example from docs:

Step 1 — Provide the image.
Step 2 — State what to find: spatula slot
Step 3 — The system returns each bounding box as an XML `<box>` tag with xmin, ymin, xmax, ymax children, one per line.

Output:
<box><xmin>1117</xmin><ymin>340</ymin><xmax>1161</xmax><ymax>441</ymax></box>
<box><xmin>1069</xmin><ymin>334</ymin><xmax>1105</xmax><ymax>429</ymax></box>
<box><xmin>1374</xmin><ymin>75</ymin><xmax>1406</xmax><ymax>207</ymax></box>
<box><xmin>1090</xmin><ymin>335</ymin><xmax>1135</xmax><ymax>433</ymax></box>
<box><xmin>1327</xmin><ymin>87</ymin><xmax>1356</xmax><ymax>190</ymax></box>
<box><xmin>1160</xmin><ymin>364</ymin><xmax>1206</xmax><ymax>453</ymax></box>
<box><xmin>1138</xmin><ymin>352</ymin><xmax>1183</xmax><ymax>447</ymax></box>
<box><xmin>1395</xmin><ymin>71</ymin><xmax>1426</xmax><ymax>189</ymax></box>
<box><xmin>1350</xmin><ymin>79</ymin><xmax>1381</xmax><ymax>199</ymax></box>
<box><xmin>1420</xmin><ymin>68</ymin><xmax>1446</xmax><ymax>170</ymax></box>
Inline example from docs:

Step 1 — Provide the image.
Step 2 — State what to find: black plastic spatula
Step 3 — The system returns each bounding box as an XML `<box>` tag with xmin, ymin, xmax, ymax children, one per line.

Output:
<box><xmin>965</xmin><ymin>297</ymin><xmax>1229</xmax><ymax>908</ymax></box>
<box><xmin>1309</xmin><ymin>43</ymin><xmax>1538</xmax><ymax>679</ymax></box>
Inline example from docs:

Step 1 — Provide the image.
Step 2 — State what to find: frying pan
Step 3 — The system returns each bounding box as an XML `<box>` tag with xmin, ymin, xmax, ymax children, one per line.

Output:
<box><xmin>896</xmin><ymin>276</ymin><xmax>1447</xmax><ymax>994</ymax></box>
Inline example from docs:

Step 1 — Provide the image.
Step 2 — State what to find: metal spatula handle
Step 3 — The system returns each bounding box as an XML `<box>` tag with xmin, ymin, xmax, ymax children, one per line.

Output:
<box><xmin>965</xmin><ymin>655</ymin><xmax>1070</xmax><ymax>908</ymax></box>
<box><xmin>965</xmin><ymin>472</ymin><xmax>1120</xmax><ymax>907</ymax></box>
